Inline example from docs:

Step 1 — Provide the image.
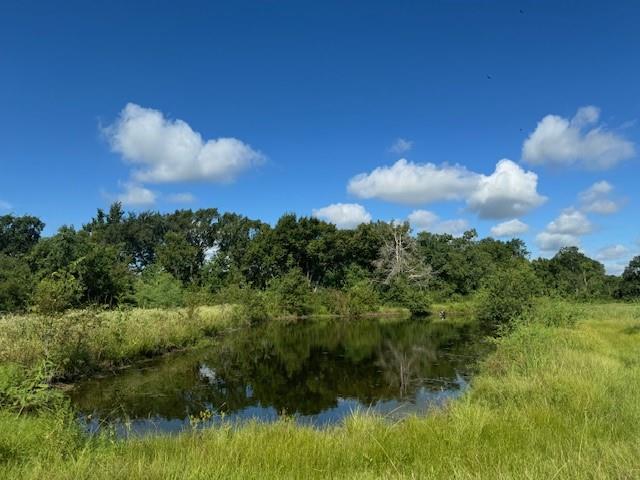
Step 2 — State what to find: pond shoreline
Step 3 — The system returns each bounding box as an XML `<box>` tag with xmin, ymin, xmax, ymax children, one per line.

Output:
<box><xmin>3</xmin><ymin>303</ymin><xmax>639</xmax><ymax>478</ymax></box>
<box><xmin>67</xmin><ymin>312</ymin><xmax>484</xmax><ymax>435</ymax></box>
<box><xmin>47</xmin><ymin>306</ymin><xmax>420</xmax><ymax>389</ymax></box>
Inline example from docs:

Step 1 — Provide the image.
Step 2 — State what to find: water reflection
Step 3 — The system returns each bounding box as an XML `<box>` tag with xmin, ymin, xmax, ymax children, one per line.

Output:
<box><xmin>69</xmin><ymin>317</ymin><xmax>485</xmax><ymax>436</ymax></box>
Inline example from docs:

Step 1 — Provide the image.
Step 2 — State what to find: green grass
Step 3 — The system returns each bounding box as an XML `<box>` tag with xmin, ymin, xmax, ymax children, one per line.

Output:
<box><xmin>2</xmin><ymin>303</ymin><xmax>640</xmax><ymax>478</ymax></box>
<box><xmin>0</xmin><ymin>305</ymin><xmax>237</xmax><ymax>379</ymax></box>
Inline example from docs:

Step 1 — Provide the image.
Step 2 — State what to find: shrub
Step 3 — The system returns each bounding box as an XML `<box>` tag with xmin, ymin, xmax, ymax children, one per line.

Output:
<box><xmin>0</xmin><ymin>362</ymin><xmax>65</xmax><ymax>413</ymax></box>
<box><xmin>0</xmin><ymin>254</ymin><xmax>34</xmax><ymax>312</ymax></box>
<box><xmin>33</xmin><ymin>271</ymin><xmax>81</xmax><ymax>314</ymax></box>
<box><xmin>319</xmin><ymin>288</ymin><xmax>350</xmax><ymax>316</ymax></box>
<box><xmin>235</xmin><ymin>288</ymin><xmax>270</xmax><ymax>325</ymax></box>
<box><xmin>134</xmin><ymin>266</ymin><xmax>184</xmax><ymax>308</ymax></box>
<box><xmin>476</xmin><ymin>261</ymin><xmax>540</xmax><ymax>330</ymax></box>
<box><xmin>383</xmin><ymin>277</ymin><xmax>431</xmax><ymax>316</ymax></box>
<box><xmin>319</xmin><ymin>283</ymin><xmax>380</xmax><ymax>317</ymax></box>
<box><xmin>345</xmin><ymin>280</ymin><xmax>380</xmax><ymax>316</ymax></box>
<box><xmin>266</xmin><ymin>267</ymin><xmax>313</xmax><ymax>317</ymax></box>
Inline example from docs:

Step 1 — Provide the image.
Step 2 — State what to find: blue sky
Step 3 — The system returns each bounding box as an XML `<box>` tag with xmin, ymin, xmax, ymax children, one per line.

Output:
<box><xmin>1</xmin><ymin>0</ymin><xmax>639</xmax><ymax>273</ymax></box>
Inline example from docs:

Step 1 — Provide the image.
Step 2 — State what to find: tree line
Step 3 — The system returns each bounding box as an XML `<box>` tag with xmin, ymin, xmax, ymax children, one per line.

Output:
<box><xmin>1</xmin><ymin>203</ymin><xmax>638</xmax><ymax>316</ymax></box>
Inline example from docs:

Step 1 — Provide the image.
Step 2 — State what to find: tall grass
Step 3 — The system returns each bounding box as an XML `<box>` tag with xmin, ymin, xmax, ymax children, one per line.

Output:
<box><xmin>1</xmin><ymin>303</ymin><xmax>639</xmax><ymax>478</ymax></box>
<box><xmin>0</xmin><ymin>305</ymin><xmax>237</xmax><ymax>379</ymax></box>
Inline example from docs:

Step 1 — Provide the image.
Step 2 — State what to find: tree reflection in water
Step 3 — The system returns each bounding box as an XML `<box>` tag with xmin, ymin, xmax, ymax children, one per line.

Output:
<box><xmin>70</xmin><ymin>316</ymin><xmax>485</xmax><ymax>436</ymax></box>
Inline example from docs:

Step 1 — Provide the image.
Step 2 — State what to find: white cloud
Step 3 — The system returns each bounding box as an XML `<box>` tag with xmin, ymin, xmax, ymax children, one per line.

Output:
<box><xmin>348</xmin><ymin>158</ymin><xmax>545</xmax><ymax>219</ymax></box>
<box><xmin>0</xmin><ymin>200</ymin><xmax>12</xmax><ymax>210</ymax></box>
<box><xmin>167</xmin><ymin>192</ymin><xmax>196</xmax><ymax>204</ymax></box>
<box><xmin>595</xmin><ymin>245</ymin><xmax>635</xmax><ymax>275</ymax></box>
<box><xmin>522</xmin><ymin>106</ymin><xmax>635</xmax><ymax>170</ymax></box>
<box><xmin>602</xmin><ymin>261</ymin><xmax>627</xmax><ymax>276</ymax></box>
<box><xmin>595</xmin><ymin>244</ymin><xmax>629</xmax><ymax>261</ymax></box>
<box><xmin>466</xmin><ymin>159</ymin><xmax>547</xmax><ymax>219</ymax></box>
<box><xmin>536</xmin><ymin>232</ymin><xmax>580</xmax><ymax>252</ymax></box>
<box><xmin>490</xmin><ymin>219</ymin><xmax>529</xmax><ymax>237</ymax></box>
<box><xmin>312</xmin><ymin>203</ymin><xmax>372</xmax><ymax>229</ymax></box>
<box><xmin>104</xmin><ymin>103</ymin><xmax>265</xmax><ymax>183</ymax></box>
<box><xmin>407</xmin><ymin>209</ymin><xmax>469</xmax><ymax>236</ymax></box>
<box><xmin>579</xmin><ymin>180</ymin><xmax>613</xmax><ymax>200</ymax></box>
<box><xmin>389</xmin><ymin>138</ymin><xmax>413</xmax><ymax>154</ymax></box>
<box><xmin>433</xmin><ymin>219</ymin><xmax>470</xmax><ymax>236</ymax></box>
<box><xmin>348</xmin><ymin>159</ymin><xmax>478</xmax><ymax>204</ymax></box>
<box><xmin>578</xmin><ymin>181</ymin><xmax>621</xmax><ymax>214</ymax></box>
<box><xmin>546</xmin><ymin>208</ymin><xmax>593</xmax><ymax>235</ymax></box>
<box><xmin>536</xmin><ymin>208</ymin><xmax>593</xmax><ymax>252</ymax></box>
<box><xmin>116</xmin><ymin>183</ymin><xmax>157</xmax><ymax>207</ymax></box>
<box><xmin>407</xmin><ymin>209</ymin><xmax>440</xmax><ymax>231</ymax></box>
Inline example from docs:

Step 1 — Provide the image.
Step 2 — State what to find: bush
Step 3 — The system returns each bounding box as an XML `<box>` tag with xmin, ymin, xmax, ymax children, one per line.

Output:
<box><xmin>134</xmin><ymin>266</ymin><xmax>184</xmax><ymax>308</ymax></box>
<box><xmin>235</xmin><ymin>288</ymin><xmax>270</xmax><ymax>325</ymax></box>
<box><xmin>0</xmin><ymin>362</ymin><xmax>65</xmax><ymax>413</ymax></box>
<box><xmin>476</xmin><ymin>261</ymin><xmax>540</xmax><ymax>330</ymax></box>
<box><xmin>319</xmin><ymin>282</ymin><xmax>381</xmax><ymax>317</ymax></box>
<box><xmin>266</xmin><ymin>268</ymin><xmax>313</xmax><ymax>317</ymax></box>
<box><xmin>0</xmin><ymin>254</ymin><xmax>34</xmax><ymax>312</ymax></box>
<box><xmin>383</xmin><ymin>277</ymin><xmax>431</xmax><ymax>316</ymax></box>
<box><xmin>345</xmin><ymin>280</ymin><xmax>380</xmax><ymax>316</ymax></box>
<box><xmin>33</xmin><ymin>271</ymin><xmax>81</xmax><ymax>314</ymax></box>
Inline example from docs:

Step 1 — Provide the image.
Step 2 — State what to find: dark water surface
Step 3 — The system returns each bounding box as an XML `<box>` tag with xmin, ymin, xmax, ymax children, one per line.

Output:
<box><xmin>69</xmin><ymin>317</ymin><xmax>486</xmax><ymax>437</ymax></box>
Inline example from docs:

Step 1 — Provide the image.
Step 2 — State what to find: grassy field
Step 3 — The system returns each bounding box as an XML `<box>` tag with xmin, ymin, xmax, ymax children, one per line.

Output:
<box><xmin>1</xmin><ymin>303</ymin><xmax>640</xmax><ymax>478</ymax></box>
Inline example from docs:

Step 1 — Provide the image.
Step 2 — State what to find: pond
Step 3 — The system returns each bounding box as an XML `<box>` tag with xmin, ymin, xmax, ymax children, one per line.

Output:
<box><xmin>68</xmin><ymin>316</ymin><xmax>486</xmax><ymax>437</ymax></box>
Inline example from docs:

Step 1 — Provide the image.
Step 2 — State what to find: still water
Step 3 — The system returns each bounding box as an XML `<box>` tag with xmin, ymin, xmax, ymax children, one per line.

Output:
<box><xmin>69</xmin><ymin>317</ymin><xmax>486</xmax><ymax>437</ymax></box>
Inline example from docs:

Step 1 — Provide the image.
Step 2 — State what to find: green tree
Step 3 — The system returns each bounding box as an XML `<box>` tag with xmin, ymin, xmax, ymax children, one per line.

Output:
<box><xmin>28</xmin><ymin>226</ymin><xmax>85</xmax><ymax>278</ymax></box>
<box><xmin>476</xmin><ymin>261</ymin><xmax>540</xmax><ymax>329</ymax></box>
<box><xmin>156</xmin><ymin>231</ymin><xmax>201</xmax><ymax>284</ymax></box>
<box><xmin>533</xmin><ymin>247</ymin><xmax>607</xmax><ymax>299</ymax></box>
<box><xmin>618</xmin><ymin>256</ymin><xmax>640</xmax><ymax>299</ymax></box>
<box><xmin>73</xmin><ymin>242</ymin><xmax>133</xmax><ymax>306</ymax></box>
<box><xmin>0</xmin><ymin>254</ymin><xmax>34</xmax><ymax>312</ymax></box>
<box><xmin>0</xmin><ymin>214</ymin><xmax>44</xmax><ymax>256</ymax></box>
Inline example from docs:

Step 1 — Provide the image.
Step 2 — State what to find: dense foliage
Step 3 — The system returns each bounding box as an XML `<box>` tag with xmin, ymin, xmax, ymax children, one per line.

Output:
<box><xmin>0</xmin><ymin>205</ymin><xmax>636</xmax><ymax>318</ymax></box>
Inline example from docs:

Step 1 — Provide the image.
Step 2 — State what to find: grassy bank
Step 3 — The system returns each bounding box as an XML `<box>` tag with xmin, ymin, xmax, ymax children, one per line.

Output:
<box><xmin>0</xmin><ymin>305</ymin><xmax>237</xmax><ymax>379</ymax></box>
<box><xmin>1</xmin><ymin>303</ymin><xmax>639</xmax><ymax>478</ymax></box>
<box><xmin>0</xmin><ymin>304</ymin><xmax>414</xmax><ymax>382</ymax></box>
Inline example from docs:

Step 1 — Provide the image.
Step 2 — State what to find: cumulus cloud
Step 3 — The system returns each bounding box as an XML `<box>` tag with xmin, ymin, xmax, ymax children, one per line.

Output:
<box><xmin>167</xmin><ymin>192</ymin><xmax>196</xmax><ymax>204</ymax></box>
<box><xmin>0</xmin><ymin>200</ymin><xmax>11</xmax><ymax>210</ymax></box>
<box><xmin>389</xmin><ymin>138</ymin><xmax>413</xmax><ymax>154</ymax></box>
<box><xmin>546</xmin><ymin>208</ymin><xmax>593</xmax><ymax>235</ymax></box>
<box><xmin>312</xmin><ymin>203</ymin><xmax>372</xmax><ymax>229</ymax></box>
<box><xmin>595</xmin><ymin>245</ymin><xmax>635</xmax><ymax>275</ymax></box>
<box><xmin>536</xmin><ymin>232</ymin><xmax>581</xmax><ymax>252</ymax></box>
<box><xmin>115</xmin><ymin>183</ymin><xmax>157</xmax><ymax>207</ymax></box>
<box><xmin>522</xmin><ymin>106</ymin><xmax>635</xmax><ymax>169</ymax></box>
<box><xmin>536</xmin><ymin>208</ymin><xmax>593</xmax><ymax>252</ymax></box>
<box><xmin>348</xmin><ymin>159</ymin><xmax>478</xmax><ymax>204</ymax></box>
<box><xmin>348</xmin><ymin>158</ymin><xmax>545</xmax><ymax>220</ymax></box>
<box><xmin>467</xmin><ymin>159</ymin><xmax>547</xmax><ymax>219</ymax></box>
<box><xmin>578</xmin><ymin>181</ymin><xmax>621</xmax><ymax>214</ymax></box>
<box><xmin>407</xmin><ymin>209</ymin><xmax>440</xmax><ymax>231</ymax></box>
<box><xmin>104</xmin><ymin>103</ymin><xmax>265</xmax><ymax>183</ymax></box>
<box><xmin>433</xmin><ymin>219</ymin><xmax>470</xmax><ymax>236</ymax></box>
<box><xmin>595</xmin><ymin>244</ymin><xmax>629</xmax><ymax>261</ymax></box>
<box><xmin>490</xmin><ymin>219</ymin><xmax>529</xmax><ymax>237</ymax></box>
<box><xmin>602</xmin><ymin>262</ymin><xmax>628</xmax><ymax>276</ymax></box>
<box><xmin>407</xmin><ymin>209</ymin><xmax>469</xmax><ymax>236</ymax></box>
